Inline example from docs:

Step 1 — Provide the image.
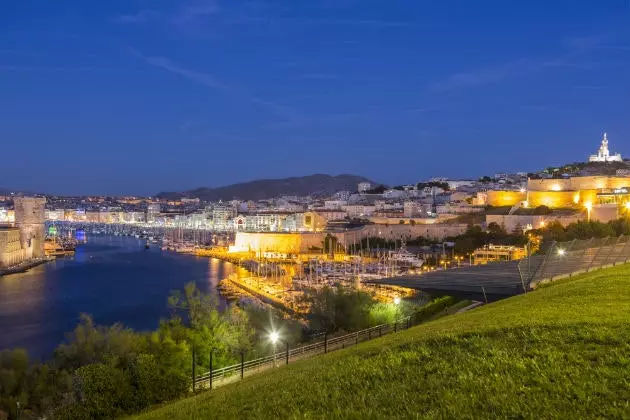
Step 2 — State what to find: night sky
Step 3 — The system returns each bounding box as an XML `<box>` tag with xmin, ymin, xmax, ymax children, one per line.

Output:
<box><xmin>2</xmin><ymin>1</ymin><xmax>629</xmax><ymax>196</ymax></box>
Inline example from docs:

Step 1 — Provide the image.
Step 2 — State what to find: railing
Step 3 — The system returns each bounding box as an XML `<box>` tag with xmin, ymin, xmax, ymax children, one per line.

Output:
<box><xmin>520</xmin><ymin>235</ymin><xmax>630</xmax><ymax>288</ymax></box>
<box><xmin>194</xmin><ymin>317</ymin><xmax>412</xmax><ymax>390</ymax></box>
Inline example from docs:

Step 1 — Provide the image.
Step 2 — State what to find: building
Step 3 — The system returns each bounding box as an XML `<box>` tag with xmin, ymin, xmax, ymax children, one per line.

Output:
<box><xmin>211</xmin><ymin>204</ymin><xmax>237</xmax><ymax>231</ymax></box>
<box><xmin>358</xmin><ymin>182</ymin><xmax>372</xmax><ymax>193</ymax></box>
<box><xmin>589</xmin><ymin>133</ymin><xmax>622</xmax><ymax>162</ymax></box>
<box><xmin>229</xmin><ymin>231</ymin><xmax>325</xmax><ymax>256</ymax></box>
<box><xmin>0</xmin><ymin>197</ymin><xmax>46</xmax><ymax>268</ymax></box>
<box><xmin>403</xmin><ymin>201</ymin><xmax>424</xmax><ymax>218</ymax></box>
<box><xmin>146</xmin><ymin>203</ymin><xmax>161</xmax><ymax>223</ymax></box>
<box><xmin>0</xmin><ymin>227</ymin><xmax>30</xmax><ymax>268</ymax></box>
<box><xmin>14</xmin><ymin>197</ymin><xmax>46</xmax><ymax>258</ymax></box>
<box><xmin>473</xmin><ymin>245</ymin><xmax>527</xmax><ymax>265</ymax></box>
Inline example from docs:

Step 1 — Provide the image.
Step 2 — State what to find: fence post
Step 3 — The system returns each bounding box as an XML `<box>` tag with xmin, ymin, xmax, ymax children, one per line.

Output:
<box><xmin>407</xmin><ymin>317</ymin><xmax>411</xmax><ymax>329</ymax></box>
<box><xmin>240</xmin><ymin>351</ymin><xmax>244</xmax><ymax>379</ymax></box>
<box><xmin>286</xmin><ymin>342</ymin><xmax>289</xmax><ymax>365</ymax></box>
<box><xmin>192</xmin><ymin>347</ymin><xmax>196</xmax><ymax>393</ymax></box>
<box><xmin>394</xmin><ymin>320</ymin><xmax>397</xmax><ymax>333</ymax></box>
<box><xmin>368</xmin><ymin>329</ymin><xmax>371</xmax><ymax>340</ymax></box>
<box><xmin>355</xmin><ymin>332</ymin><xmax>359</xmax><ymax>346</ymax></box>
<box><xmin>324</xmin><ymin>332</ymin><xmax>328</xmax><ymax>354</ymax></box>
<box><xmin>481</xmin><ymin>286</ymin><xmax>488</xmax><ymax>304</ymax></box>
<box><xmin>379</xmin><ymin>325</ymin><xmax>382</xmax><ymax>337</ymax></box>
<box><xmin>588</xmin><ymin>237</ymin><xmax>608</xmax><ymax>271</ymax></box>
<box><xmin>209</xmin><ymin>349</ymin><xmax>213</xmax><ymax>390</ymax></box>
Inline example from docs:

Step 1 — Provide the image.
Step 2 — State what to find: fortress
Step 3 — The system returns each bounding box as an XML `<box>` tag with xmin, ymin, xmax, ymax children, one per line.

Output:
<box><xmin>0</xmin><ymin>197</ymin><xmax>46</xmax><ymax>269</ymax></box>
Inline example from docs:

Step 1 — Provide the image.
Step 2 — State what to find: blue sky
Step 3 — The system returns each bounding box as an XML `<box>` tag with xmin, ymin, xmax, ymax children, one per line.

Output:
<box><xmin>1</xmin><ymin>1</ymin><xmax>629</xmax><ymax>195</ymax></box>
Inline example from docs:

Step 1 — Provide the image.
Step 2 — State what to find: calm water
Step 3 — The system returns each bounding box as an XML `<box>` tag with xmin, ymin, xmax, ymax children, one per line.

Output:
<box><xmin>0</xmin><ymin>235</ymin><xmax>243</xmax><ymax>359</ymax></box>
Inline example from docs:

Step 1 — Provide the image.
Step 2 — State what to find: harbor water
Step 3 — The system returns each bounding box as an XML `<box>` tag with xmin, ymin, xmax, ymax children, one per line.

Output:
<box><xmin>0</xmin><ymin>235</ymin><xmax>245</xmax><ymax>359</ymax></box>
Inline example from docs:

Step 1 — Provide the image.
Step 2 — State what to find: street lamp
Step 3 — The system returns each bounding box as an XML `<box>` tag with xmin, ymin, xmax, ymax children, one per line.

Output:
<box><xmin>269</xmin><ymin>331</ymin><xmax>279</xmax><ymax>367</ymax></box>
<box><xmin>557</xmin><ymin>248</ymin><xmax>565</xmax><ymax>256</ymax></box>
<box><xmin>392</xmin><ymin>296</ymin><xmax>404</xmax><ymax>331</ymax></box>
<box><xmin>269</xmin><ymin>331</ymin><xmax>290</xmax><ymax>366</ymax></box>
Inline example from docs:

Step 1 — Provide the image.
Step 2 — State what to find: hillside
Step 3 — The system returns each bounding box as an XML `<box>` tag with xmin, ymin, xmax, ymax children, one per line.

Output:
<box><xmin>157</xmin><ymin>174</ymin><xmax>374</xmax><ymax>201</ymax></box>
<box><xmin>132</xmin><ymin>265</ymin><xmax>630</xmax><ymax>419</ymax></box>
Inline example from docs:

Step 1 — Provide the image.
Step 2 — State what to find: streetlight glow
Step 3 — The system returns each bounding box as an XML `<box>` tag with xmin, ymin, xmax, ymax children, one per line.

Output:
<box><xmin>393</xmin><ymin>296</ymin><xmax>401</xmax><ymax>305</ymax></box>
<box><xmin>269</xmin><ymin>331</ymin><xmax>279</xmax><ymax>344</ymax></box>
<box><xmin>557</xmin><ymin>248</ymin><xmax>565</xmax><ymax>256</ymax></box>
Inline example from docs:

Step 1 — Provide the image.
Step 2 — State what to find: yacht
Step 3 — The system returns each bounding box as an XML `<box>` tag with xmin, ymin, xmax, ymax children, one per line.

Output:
<box><xmin>389</xmin><ymin>244</ymin><xmax>424</xmax><ymax>268</ymax></box>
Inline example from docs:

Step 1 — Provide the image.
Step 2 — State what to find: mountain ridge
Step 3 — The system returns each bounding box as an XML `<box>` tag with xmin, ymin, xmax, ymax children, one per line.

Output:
<box><xmin>157</xmin><ymin>174</ymin><xmax>376</xmax><ymax>201</ymax></box>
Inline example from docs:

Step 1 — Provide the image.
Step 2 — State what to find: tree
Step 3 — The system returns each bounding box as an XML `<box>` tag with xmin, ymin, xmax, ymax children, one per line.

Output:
<box><xmin>307</xmin><ymin>286</ymin><xmax>376</xmax><ymax>333</ymax></box>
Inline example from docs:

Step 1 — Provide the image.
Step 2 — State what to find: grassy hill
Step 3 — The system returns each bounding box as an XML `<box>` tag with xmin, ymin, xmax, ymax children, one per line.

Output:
<box><xmin>132</xmin><ymin>266</ymin><xmax>630</xmax><ymax>419</ymax></box>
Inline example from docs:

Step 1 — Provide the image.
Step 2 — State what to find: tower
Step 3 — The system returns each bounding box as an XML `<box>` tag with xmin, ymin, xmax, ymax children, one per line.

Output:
<box><xmin>14</xmin><ymin>197</ymin><xmax>46</xmax><ymax>258</ymax></box>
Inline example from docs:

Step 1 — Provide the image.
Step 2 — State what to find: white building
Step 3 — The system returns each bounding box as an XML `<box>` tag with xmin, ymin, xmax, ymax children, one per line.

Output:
<box><xmin>589</xmin><ymin>133</ymin><xmax>622</xmax><ymax>162</ymax></box>
<box><xmin>403</xmin><ymin>201</ymin><xmax>423</xmax><ymax>218</ymax></box>
<box><xmin>358</xmin><ymin>182</ymin><xmax>372</xmax><ymax>193</ymax></box>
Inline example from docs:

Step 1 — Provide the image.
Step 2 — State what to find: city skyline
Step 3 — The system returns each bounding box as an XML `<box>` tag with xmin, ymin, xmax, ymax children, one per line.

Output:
<box><xmin>2</xmin><ymin>1</ymin><xmax>630</xmax><ymax>195</ymax></box>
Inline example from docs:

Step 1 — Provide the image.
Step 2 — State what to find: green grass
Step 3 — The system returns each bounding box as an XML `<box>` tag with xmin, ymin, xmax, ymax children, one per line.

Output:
<box><xmin>132</xmin><ymin>265</ymin><xmax>630</xmax><ymax>419</ymax></box>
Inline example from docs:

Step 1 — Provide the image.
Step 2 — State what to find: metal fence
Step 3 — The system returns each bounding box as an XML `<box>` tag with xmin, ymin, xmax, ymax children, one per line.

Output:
<box><xmin>193</xmin><ymin>316</ymin><xmax>414</xmax><ymax>391</ymax></box>
<box><xmin>520</xmin><ymin>235</ymin><xmax>630</xmax><ymax>288</ymax></box>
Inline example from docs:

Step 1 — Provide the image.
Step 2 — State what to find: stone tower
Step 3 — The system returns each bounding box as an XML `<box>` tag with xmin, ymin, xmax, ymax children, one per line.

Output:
<box><xmin>14</xmin><ymin>197</ymin><xmax>46</xmax><ymax>258</ymax></box>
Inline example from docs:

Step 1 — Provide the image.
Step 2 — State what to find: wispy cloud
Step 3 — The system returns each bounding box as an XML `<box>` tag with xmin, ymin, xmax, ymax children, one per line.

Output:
<box><xmin>179</xmin><ymin>120</ymin><xmax>196</xmax><ymax>131</ymax></box>
<box><xmin>520</xmin><ymin>105</ymin><xmax>576</xmax><ymax>113</ymax></box>
<box><xmin>300</xmin><ymin>18</ymin><xmax>411</xmax><ymax>28</ymax></box>
<box><xmin>430</xmin><ymin>64</ymin><xmax>519</xmax><ymax>91</ymax></box>
<box><xmin>572</xmin><ymin>84</ymin><xmax>608</xmax><ymax>90</ymax></box>
<box><xmin>129</xmin><ymin>48</ymin><xmax>226</xmax><ymax>90</ymax></box>
<box><xmin>0</xmin><ymin>65</ymin><xmax>125</xmax><ymax>72</ymax></box>
<box><xmin>111</xmin><ymin>9</ymin><xmax>160</xmax><ymax>24</ymax></box>
<box><xmin>405</xmin><ymin>106</ymin><xmax>441</xmax><ymax>114</ymax></box>
<box><xmin>172</xmin><ymin>2</ymin><xmax>221</xmax><ymax>25</ymax></box>
<box><xmin>300</xmin><ymin>73</ymin><xmax>339</xmax><ymax>80</ymax></box>
<box><xmin>431</xmin><ymin>34</ymin><xmax>604</xmax><ymax>91</ymax></box>
<box><xmin>112</xmin><ymin>1</ymin><xmax>220</xmax><ymax>26</ymax></box>
<box><xmin>129</xmin><ymin>47</ymin><xmax>298</xmax><ymax>120</ymax></box>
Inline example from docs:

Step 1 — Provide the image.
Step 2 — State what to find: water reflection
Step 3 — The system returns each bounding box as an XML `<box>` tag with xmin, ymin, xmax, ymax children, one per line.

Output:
<box><xmin>0</xmin><ymin>235</ymin><xmax>236</xmax><ymax>359</ymax></box>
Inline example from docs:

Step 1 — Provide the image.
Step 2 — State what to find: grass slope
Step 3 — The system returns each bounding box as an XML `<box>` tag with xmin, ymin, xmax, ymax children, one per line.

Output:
<box><xmin>133</xmin><ymin>266</ymin><xmax>630</xmax><ymax>419</ymax></box>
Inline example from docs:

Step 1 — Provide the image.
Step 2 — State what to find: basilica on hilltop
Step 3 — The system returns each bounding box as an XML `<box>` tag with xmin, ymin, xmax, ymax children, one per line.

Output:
<box><xmin>589</xmin><ymin>133</ymin><xmax>622</xmax><ymax>162</ymax></box>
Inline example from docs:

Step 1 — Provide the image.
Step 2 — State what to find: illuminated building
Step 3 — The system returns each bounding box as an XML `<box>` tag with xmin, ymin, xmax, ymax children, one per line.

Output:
<box><xmin>0</xmin><ymin>227</ymin><xmax>30</xmax><ymax>268</ymax></box>
<box><xmin>0</xmin><ymin>197</ymin><xmax>46</xmax><ymax>267</ymax></box>
<box><xmin>473</xmin><ymin>245</ymin><xmax>527</xmax><ymax>265</ymax></box>
<box><xmin>589</xmin><ymin>133</ymin><xmax>622</xmax><ymax>162</ymax></box>
<box><xmin>229</xmin><ymin>232</ymin><xmax>325</xmax><ymax>255</ymax></box>
<box><xmin>210</xmin><ymin>203</ymin><xmax>236</xmax><ymax>231</ymax></box>
<box><xmin>358</xmin><ymin>182</ymin><xmax>372</xmax><ymax>193</ymax></box>
<box><xmin>14</xmin><ymin>197</ymin><xmax>46</xmax><ymax>258</ymax></box>
<box><xmin>146</xmin><ymin>203</ymin><xmax>161</xmax><ymax>223</ymax></box>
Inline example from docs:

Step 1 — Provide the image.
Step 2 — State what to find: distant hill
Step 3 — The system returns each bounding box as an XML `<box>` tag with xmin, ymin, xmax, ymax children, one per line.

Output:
<box><xmin>157</xmin><ymin>174</ymin><xmax>375</xmax><ymax>201</ymax></box>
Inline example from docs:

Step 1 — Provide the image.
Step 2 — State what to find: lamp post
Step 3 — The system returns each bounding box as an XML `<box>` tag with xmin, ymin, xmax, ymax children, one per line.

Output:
<box><xmin>269</xmin><ymin>331</ymin><xmax>290</xmax><ymax>366</ymax></box>
<box><xmin>270</xmin><ymin>331</ymin><xmax>279</xmax><ymax>367</ymax></box>
<box><xmin>393</xmin><ymin>296</ymin><xmax>401</xmax><ymax>331</ymax></box>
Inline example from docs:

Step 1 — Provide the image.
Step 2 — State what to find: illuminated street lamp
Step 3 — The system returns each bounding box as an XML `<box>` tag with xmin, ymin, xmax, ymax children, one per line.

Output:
<box><xmin>269</xmin><ymin>331</ymin><xmax>289</xmax><ymax>366</ymax></box>
<box><xmin>625</xmin><ymin>201</ymin><xmax>630</xmax><ymax>212</ymax></box>
<box><xmin>269</xmin><ymin>331</ymin><xmax>280</xmax><ymax>367</ymax></box>
<box><xmin>393</xmin><ymin>296</ymin><xmax>401</xmax><ymax>305</ymax></box>
<box><xmin>557</xmin><ymin>248</ymin><xmax>565</xmax><ymax>256</ymax></box>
